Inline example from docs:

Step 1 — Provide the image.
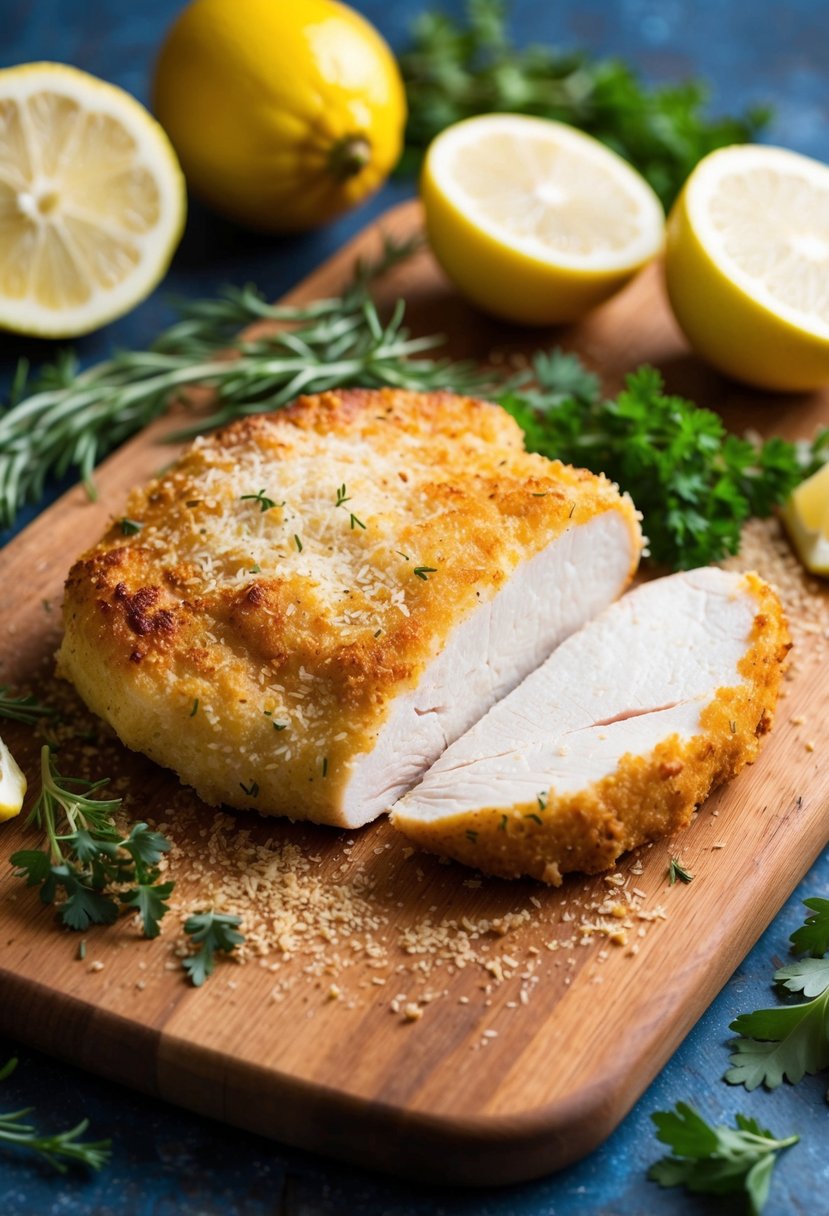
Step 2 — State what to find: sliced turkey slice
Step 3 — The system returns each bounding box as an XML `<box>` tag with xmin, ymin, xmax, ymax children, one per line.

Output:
<box><xmin>390</xmin><ymin>568</ymin><xmax>790</xmax><ymax>883</ymax></box>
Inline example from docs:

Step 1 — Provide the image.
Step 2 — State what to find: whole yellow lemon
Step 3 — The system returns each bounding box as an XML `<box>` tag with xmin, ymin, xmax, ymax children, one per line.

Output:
<box><xmin>153</xmin><ymin>0</ymin><xmax>406</xmax><ymax>232</ymax></box>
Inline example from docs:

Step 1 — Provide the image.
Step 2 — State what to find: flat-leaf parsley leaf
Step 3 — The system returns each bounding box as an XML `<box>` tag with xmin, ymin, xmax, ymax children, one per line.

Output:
<box><xmin>648</xmin><ymin>1102</ymin><xmax>798</xmax><ymax>1215</ymax></box>
<box><xmin>182</xmin><ymin>911</ymin><xmax>245</xmax><ymax>987</ymax></box>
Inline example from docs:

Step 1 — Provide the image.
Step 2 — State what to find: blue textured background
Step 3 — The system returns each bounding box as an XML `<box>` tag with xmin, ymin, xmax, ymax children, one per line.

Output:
<box><xmin>1</xmin><ymin>2</ymin><xmax>828</xmax><ymax>1213</ymax></box>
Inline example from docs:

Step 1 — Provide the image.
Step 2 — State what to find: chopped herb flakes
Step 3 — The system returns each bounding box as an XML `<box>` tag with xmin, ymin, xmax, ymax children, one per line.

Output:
<box><xmin>189</xmin><ymin>699</ymin><xmax>199</xmax><ymax>717</ymax></box>
<box><xmin>350</xmin><ymin>513</ymin><xmax>366</xmax><ymax>530</ymax></box>
<box><xmin>668</xmin><ymin>858</ymin><xmax>694</xmax><ymax>885</ymax></box>
<box><xmin>241</xmin><ymin>489</ymin><xmax>277</xmax><ymax>512</ymax></box>
<box><xmin>118</xmin><ymin>517</ymin><xmax>143</xmax><ymax>536</ymax></box>
<box><xmin>413</xmin><ymin>566</ymin><xmax>437</xmax><ymax>580</ymax></box>
<box><xmin>294</xmin><ymin>534</ymin><xmax>303</xmax><ymax>552</ymax></box>
<box><xmin>465</xmin><ymin>829</ymin><xmax>478</xmax><ymax>843</ymax></box>
<box><xmin>239</xmin><ymin>780</ymin><xmax>259</xmax><ymax>797</ymax></box>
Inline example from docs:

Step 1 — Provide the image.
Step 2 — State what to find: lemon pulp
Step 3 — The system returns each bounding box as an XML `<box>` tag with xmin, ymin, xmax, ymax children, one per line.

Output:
<box><xmin>0</xmin><ymin>736</ymin><xmax>26</xmax><ymax>821</ymax></box>
<box><xmin>665</xmin><ymin>145</ymin><xmax>829</xmax><ymax>391</ymax></box>
<box><xmin>0</xmin><ymin>63</ymin><xmax>185</xmax><ymax>337</ymax></box>
<box><xmin>782</xmin><ymin>461</ymin><xmax>829</xmax><ymax>576</ymax></box>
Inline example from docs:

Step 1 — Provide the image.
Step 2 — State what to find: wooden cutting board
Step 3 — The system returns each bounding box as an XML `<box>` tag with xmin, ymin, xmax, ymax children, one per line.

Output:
<box><xmin>1</xmin><ymin>200</ymin><xmax>828</xmax><ymax>1186</ymax></box>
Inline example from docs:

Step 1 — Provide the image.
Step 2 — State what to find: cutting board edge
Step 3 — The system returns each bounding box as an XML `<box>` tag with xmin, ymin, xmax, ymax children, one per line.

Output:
<box><xmin>148</xmin><ymin>816</ymin><xmax>828</xmax><ymax>1185</ymax></box>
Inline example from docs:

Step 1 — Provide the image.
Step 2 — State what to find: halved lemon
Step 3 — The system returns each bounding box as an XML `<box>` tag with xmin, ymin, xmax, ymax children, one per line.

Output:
<box><xmin>421</xmin><ymin>114</ymin><xmax>665</xmax><ymax>326</ymax></box>
<box><xmin>0</xmin><ymin>735</ymin><xmax>26</xmax><ymax>822</ymax></box>
<box><xmin>0</xmin><ymin>63</ymin><xmax>185</xmax><ymax>337</ymax></box>
<box><xmin>781</xmin><ymin>461</ymin><xmax>829</xmax><ymax>576</ymax></box>
<box><xmin>665</xmin><ymin>145</ymin><xmax>829</xmax><ymax>391</ymax></box>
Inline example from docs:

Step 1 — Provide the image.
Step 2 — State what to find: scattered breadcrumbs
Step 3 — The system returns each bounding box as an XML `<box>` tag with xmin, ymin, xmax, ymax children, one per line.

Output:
<box><xmin>8</xmin><ymin>544</ymin><xmax>819</xmax><ymax>1034</ymax></box>
<box><xmin>721</xmin><ymin>516</ymin><xmax>829</xmax><ymax>665</ymax></box>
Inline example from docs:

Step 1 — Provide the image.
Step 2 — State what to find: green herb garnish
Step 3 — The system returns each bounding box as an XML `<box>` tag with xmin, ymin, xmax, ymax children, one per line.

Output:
<box><xmin>118</xmin><ymin>517</ymin><xmax>143</xmax><ymax>536</ymax></box>
<box><xmin>10</xmin><ymin>745</ymin><xmax>173</xmax><ymax>937</ymax></box>
<box><xmin>240</xmin><ymin>489</ymin><xmax>277</xmax><ymax>513</ymax></box>
<box><xmin>0</xmin><ymin>685</ymin><xmax>55</xmax><ymax>726</ymax></box>
<box><xmin>726</xmin><ymin>956</ymin><xmax>829</xmax><ymax>1090</ymax></box>
<box><xmin>0</xmin><ymin>1057</ymin><xmax>111</xmax><ymax>1173</ymax></box>
<box><xmin>399</xmin><ymin>0</ymin><xmax>770</xmax><ymax>208</ymax></box>
<box><xmin>182</xmin><ymin>911</ymin><xmax>245</xmax><ymax>987</ymax></box>
<box><xmin>0</xmin><ymin>238</ymin><xmax>488</xmax><ymax>531</ymax></box>
<box><xmin>648</xmin><ymin>1102</ymin><xmax>797</xmax><ymax>1215</ymax></box>
<box><xmin>413</xmin><ymin>566</ymin><xmax>437</xmax><ymax>580</ymax></box>
<box><xmin>668</xmin><ymin>858</ymin><xmax>694</xmax><ymax>885</ymax></box>
<box><xmin>790</xmin><ymin>897</ymin><xmax>829</xmax><ymax>958</ymax></box>
<box><xmin>499</xmin><ymin>353</ymin><xmax>829</xmax><ymax>569</ymax></box>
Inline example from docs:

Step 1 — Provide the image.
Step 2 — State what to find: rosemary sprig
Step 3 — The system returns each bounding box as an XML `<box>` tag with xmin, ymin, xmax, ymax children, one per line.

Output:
<box><xmin>0</xmin><ymin>1058</ymin><xmax>111</xmax><ymax>1173</ymax></box>
<box><xmin>0</xmin><ymin>236</ymin><xmax>489</xmax><ymax>530</ymax></box>
<box><xmin>0</xmin><ymin>685</ymin><xmax>56</xmax><ymax>727</ymax></box>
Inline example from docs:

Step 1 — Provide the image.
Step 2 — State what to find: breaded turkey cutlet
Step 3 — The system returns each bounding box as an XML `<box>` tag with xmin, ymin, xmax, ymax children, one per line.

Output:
<box><xmin>58</xmin><ymin>388</ymin><xmax>642</xmax><ymax>827</ymax></box>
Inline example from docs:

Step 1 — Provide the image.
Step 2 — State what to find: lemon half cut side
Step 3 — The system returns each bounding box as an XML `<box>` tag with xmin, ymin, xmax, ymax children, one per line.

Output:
<box><xmin>665</xmin><ymin>144</ymin><xmax>829</xmax><ymax>391</ymax></box>
<box><xmin>0</xmin><ymin>62</ymin><xmax>185</xmax><ymax>338</ymax></box>
<box><xmin>421</xmin><ymin>114</ymin><xmax>665</xmax><ymax>326</ymax></box>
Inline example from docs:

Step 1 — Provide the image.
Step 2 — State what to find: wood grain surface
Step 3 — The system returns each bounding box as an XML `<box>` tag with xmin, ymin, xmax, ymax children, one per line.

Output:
<box><xmin>1</xmin><ymin>200</ymin><xmax>828</xmax><ymax>1186</ymax></box>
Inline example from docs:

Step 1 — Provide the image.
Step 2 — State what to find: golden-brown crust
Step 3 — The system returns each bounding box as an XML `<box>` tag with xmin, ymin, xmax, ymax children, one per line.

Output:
<box><xmin>392</xmin><ymin>573</ymin><xmax>790</xmax><ymax>883</ymax></box>
<box><xmin>58</xmin><ymin>388</ymin><xmax>640</xmax><ymax>821</ymax></box>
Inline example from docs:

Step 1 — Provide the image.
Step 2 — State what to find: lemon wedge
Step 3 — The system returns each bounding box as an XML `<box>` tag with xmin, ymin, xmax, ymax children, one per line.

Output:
<box><xmin>0</xmin><ymin>735</ymin><xmax>27</xmax><ymax>821</ymax></box>
<box><xmin>665</xmin><ymin>145</ymin><xmax>829</xmax><ymax>391</ymax></box>
<box><xmin>781</xmin><ymin>462</ymin><xmax>829</xmax><ymax>576</ymax></box>
<box><xmin>421</xmin><ymin>114</ymin><xmax>665</xmax><ymax>326</ymax></box>
<box><xmin>0</xmin><ymin>62</ymin><xmax>185</xmax><ymax>338</ymax></box>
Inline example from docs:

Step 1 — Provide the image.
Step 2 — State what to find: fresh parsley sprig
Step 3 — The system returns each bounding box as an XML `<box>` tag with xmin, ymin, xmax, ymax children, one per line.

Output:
<box><xmin>499</xmin><ymin>353</ymin><xmax>829</xmax><ymax>568</ymax></box>
<box><xmin>648</xmin><ymin>1102</ymin><xmax>798</xmax><ymax>1215</ymax></box>
<box><xmin>0</xmin><ymin>238</ymin><xmax>490</xmax><ymax>530</ymax></box>
<box><xmin>399</xmin><ymin>0</ymin><xmax>770</xmax><ymax>207</ymax></box>
<box><xmin>0</xmin><ymin>1057</ymin><xmax>111</xmax><ymax>1173</ymax></box>
<box><xmin>182</xmin><ymin>911</ymin><xmax>245</xmax><ymax>987</ymax></box>
<box><xmin>789</xmin><ymin>897</ymin><xmax>829</xmax><ymax>958</ymax></box>
<box><xmin>10</xmin><ymin>745</ymin><xmax>173</xmax><ymax>936</ymax></box>
<box><xmin>726</xmin><ymin>898</ymin><xmax>829</xmax><ymax>1091</ymax></box>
